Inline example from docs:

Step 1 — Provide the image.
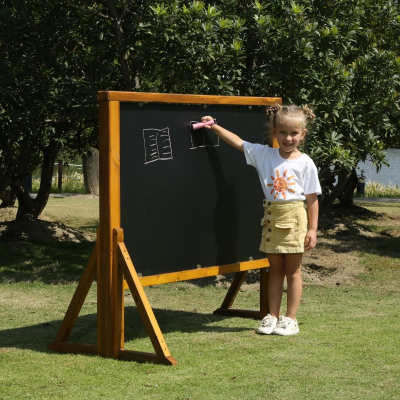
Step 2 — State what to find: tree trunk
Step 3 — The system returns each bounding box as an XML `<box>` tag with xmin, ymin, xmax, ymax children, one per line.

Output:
<box><xmin>338</xmin><ymin>169</ymin><xmax>358</xmax><ymax>206</ymax></box>
<box><xmin>320</xmin><ymin>170</ymin><xmax>354</xmax><ymax>213</ymax></box>
<box><xmin>82</xmin><ymin>148</ymin><xmax>99</xmax><ymax>195</ymax></box>
<box><xmin>0</xmin><ymin>189</ymin><xmax>16</xmax><ymax>208</ymax></box>
<box><xmin>11</xmin><ymin>146</ymin><xmax>57</xmax><ymax>220</ymax></box>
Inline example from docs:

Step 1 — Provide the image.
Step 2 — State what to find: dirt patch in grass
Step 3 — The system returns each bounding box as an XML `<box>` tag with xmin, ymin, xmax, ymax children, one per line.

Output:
<box><xmin>0</xmin><ymin>205</ymin><xmax>94</xmax><ymax>244</ymax></box>
<box><xmin>298</xmin><ymin>203</ymin><xmax>400</xmax><ymax>287</ymax></box>
<box><xmin>199</xmin><ymin>203</ymin><xmax>400</xmax><ymax>289</ymax></box>
<box><xmin>1</xmin><ymin>200</ymin><xmax>399</xmax><ymax>286</ymax></box>
<box><xmin>298</xmin><ymin>204</ymin><xmax>376</xmax><ymax>287</ymax></box>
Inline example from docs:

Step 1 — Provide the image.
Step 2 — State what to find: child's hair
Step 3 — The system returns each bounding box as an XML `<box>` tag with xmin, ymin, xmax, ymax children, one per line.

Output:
<box><xmin>266</xmin><ymin>103</ymin><xmax>315</xmax><ymax>128</ymax></box>
<box><xmin>265</xmin><ymin>103</ymin><xmax>316</xmax><ymax>146</ymax></box>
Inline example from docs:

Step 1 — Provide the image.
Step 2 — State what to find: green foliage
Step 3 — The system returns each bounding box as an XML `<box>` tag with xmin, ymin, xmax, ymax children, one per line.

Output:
<box><xmin>0</xmin><ymin>1</ymin><xmax>103</xmax><ymax>170</ymax></box>
<box><xmin>105</xmin><ymin>0</ymin><xmax>400</xmax><ymax>203</ymax></box>
<box><xmin>1</xmin><ymin>0</ymin><xmax>400</xmax><ymax>214</ymax></box>
<box><xmin>240</xmin><ymin>1</ymin><xmax>400</xmax><ymax>203</ymax></box>
<box><xmin>32</xmin><ymin>172</ymin><xmax>85</xmax><ymax>194</ymax></box>
<box><xmin>0</xmin><ymin>1</ymin><xmax>116</xmax><ymax>216</ymax></box>
<box><xmin>31</xmin><ymin>160</ymin><xmax>85</xmax><ymax>194</ymax></box>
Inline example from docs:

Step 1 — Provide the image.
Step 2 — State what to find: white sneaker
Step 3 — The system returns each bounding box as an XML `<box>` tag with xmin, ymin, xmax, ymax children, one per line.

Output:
<box><xmin>256</xmin><ymin>314</ymin><xmax>278</xmax><ymax>335</ymax></box>
<box><xmin>273</xmin><ymin>316</ymin><xmax>299</xmax><ymax>336</ymax></box>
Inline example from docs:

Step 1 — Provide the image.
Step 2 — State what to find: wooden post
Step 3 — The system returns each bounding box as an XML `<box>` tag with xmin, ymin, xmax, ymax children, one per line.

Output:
<box><xmin>259</xmin><ymin>267</ymin><xmax>270</xmax><ymax>318</ymax></box>
<box><xmin>97</xmin><ymin>99</ymin><xmax>122</xmax><ymax>358</ymax></box>
<box><xmin>58</xmin><ymin>160</ymin><xmax>63</xmax><ymax>192</ymax></box>
<box><xmin>113</xmin><ymin>228</ymin><xmax>125</xmax><ymax>353</ymax></box>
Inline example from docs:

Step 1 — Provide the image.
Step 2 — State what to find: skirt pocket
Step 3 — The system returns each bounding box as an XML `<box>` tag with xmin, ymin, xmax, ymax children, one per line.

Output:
<box><xmin>274</xmin><ymin>219</ymin><xmax>296</xmax><ymax>243</ymax></box>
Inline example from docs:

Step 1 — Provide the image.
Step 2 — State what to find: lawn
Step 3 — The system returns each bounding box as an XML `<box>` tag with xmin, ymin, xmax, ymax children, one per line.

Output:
<box><xmin>0</xmin><ymin>197</ymin><xmax>399</xmax><ymax>399</ymax></box>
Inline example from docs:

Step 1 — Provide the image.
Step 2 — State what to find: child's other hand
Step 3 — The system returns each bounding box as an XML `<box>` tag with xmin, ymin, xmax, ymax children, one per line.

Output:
<box><xmin>201</xmin><ymin>116</ymin><xmax>214</xmax><ymax>129</ymax></box>
<box><xmin>304</xmin><ymin>229</ymin><xmax>317</xmax><ymax>250</ymax></box>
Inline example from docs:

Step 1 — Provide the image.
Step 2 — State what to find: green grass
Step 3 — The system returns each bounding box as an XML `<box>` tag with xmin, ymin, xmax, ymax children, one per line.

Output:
<box><xmin>0</xmin><ymin>242</ymin><xmax>94</xmax><ymax>283</ymax></box>
<box><xmin>1</xmin><ymin>279</ymin><xmax>398</xmax><ymax>399</ymax></box>
<box><xmin>1</xmin><ymin>198</ymin><xmax>399</xmax><ymax>399</ymax></box>
<box><xmin>43</xmin><ymin>197</ymin><xmax>99</xmax><ymax>233</ymax></box>
<box><xmin>354</xmin><ymin>200</ymin><xmax>400</xmax><ymax>215</ymax></box>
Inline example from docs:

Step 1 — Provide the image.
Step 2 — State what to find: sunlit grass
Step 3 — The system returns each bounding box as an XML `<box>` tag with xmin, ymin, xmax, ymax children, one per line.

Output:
<box><xmin>43</xmin><ymin>197</ymin><xmax>99</xmax><ymax>233</ymax></box>
<box><xmin>360</xmin><ymin>181</ymin><xmax>400</xmax><ymax>198</ymax></box>
<box><xmin>1</xmin><ymin>199</ymin><xmax>399</xmax><ymax>399</ymax></box>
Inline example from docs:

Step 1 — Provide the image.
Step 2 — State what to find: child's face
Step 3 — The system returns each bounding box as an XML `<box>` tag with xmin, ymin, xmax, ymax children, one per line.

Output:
<box><xmin>272</xmin><ymin>116</ymin><xmax>306</xmax><ymax>154</ymax></box>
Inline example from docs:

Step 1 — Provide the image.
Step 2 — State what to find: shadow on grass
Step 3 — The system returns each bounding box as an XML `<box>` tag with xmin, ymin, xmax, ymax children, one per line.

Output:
<box><xmin>319</xmin><ymin>204</ymin><xmax>400</xmax><ymax>260</ymax></box>
<box><xmin>0</xmin><ymin>241</ymin><xmax>94</xmax><ymax>283</ymax></box>
<box><xmin>0</xmin><ymin>306</ymin><xmax>251</xmax><ymax>355</ymax></box>
<box><xmin>319</xmin><ymin>230</ymin><xmax>400</xmax><ymax>260</ymax></box>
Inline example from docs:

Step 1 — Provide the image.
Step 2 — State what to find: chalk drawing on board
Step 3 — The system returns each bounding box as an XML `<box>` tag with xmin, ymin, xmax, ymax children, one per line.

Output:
<box><xmin>190</xmin><ymin>120</ymin><xmax>219</xmax><ymax>149</ymax></box>
<box><xmin>143</xmin><ymin>128</ymin><xmax>173</xmax><ymax>164</ymax></box>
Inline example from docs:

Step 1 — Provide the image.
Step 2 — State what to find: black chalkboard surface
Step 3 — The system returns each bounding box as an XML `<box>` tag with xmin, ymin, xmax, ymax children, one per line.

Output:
<box><xmin>120</xmin><ymin>102</ymin><xmax>268</xmax><ymax>276</ymax></box>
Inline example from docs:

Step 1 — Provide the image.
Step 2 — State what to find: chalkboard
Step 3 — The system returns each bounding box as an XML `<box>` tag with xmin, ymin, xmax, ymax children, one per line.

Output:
<box><xmin>120</xmin><ymin>102</ymin><xmax>269</xmax><ymax>276</ymax></box>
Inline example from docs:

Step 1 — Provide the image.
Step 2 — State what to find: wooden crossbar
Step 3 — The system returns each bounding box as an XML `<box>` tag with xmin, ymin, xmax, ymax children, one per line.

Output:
<box><xmin>135</xmin><ymin>258</ymin><xmax>270</xmax><ymax>288</ymax></box>
<box><xmin>98</xmin><ymin>91</ymin><xmax>280</xmax><ymax>106</ymax></box>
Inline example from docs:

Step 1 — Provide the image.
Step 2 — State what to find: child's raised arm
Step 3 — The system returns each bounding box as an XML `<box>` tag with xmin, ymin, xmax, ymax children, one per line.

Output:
<box><xmin>202</xmin><ymin>116</ymin><xmax>244</xmax><ymax>152</ymax></box>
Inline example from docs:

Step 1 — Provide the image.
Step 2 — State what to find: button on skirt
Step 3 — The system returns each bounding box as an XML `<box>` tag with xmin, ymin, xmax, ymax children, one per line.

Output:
<box><xmin>259</xmin><ymin>200</ymin><xmax>308</xmax><ymax>254</ymax></box>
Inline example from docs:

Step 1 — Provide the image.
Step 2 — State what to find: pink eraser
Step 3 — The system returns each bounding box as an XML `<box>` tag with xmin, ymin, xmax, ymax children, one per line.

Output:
<box><xmin>192</xmin><ymin>120</ymin><xmax>214</xmax><ymax>130</ymax></box>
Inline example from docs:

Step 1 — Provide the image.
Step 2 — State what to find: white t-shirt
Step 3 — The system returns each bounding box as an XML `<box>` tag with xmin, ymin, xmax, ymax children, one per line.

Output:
<box><xmin>243</xmin><ymin>142</ymin><xmax>322</xmax><ymax>201</ymax></box>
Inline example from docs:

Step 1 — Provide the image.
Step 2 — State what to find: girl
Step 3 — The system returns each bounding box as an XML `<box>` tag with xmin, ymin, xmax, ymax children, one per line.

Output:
<box><xmin>202</xmin><ymin>104</ymin><xmax>321</xmax><ymax>336</ymax></box>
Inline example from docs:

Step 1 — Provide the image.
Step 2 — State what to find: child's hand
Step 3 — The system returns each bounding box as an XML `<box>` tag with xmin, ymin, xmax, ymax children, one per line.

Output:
<box><xmin>304</xmin><ymin>229</ymin><xmax>317</xmax><ymax>250</ymax></box>
<box><xmin>201</xmin><ymin>116</ymin><xmax>214</xmax><ymax>129</ymax></box>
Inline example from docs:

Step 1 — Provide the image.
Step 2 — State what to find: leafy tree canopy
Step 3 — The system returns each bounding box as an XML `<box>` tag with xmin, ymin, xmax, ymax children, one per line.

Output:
<box><xmin>0</xmin><ymin>1</ymin><xmax>117</xmax><ymax>217</ymax></box>
<box><xmin>1</xmin><ymin>0</ymin><xmax>399</xmax><ymax>218</ymax></box>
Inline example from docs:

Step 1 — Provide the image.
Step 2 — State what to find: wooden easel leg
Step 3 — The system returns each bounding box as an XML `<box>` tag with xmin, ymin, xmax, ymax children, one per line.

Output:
<box><xmin>117</xmin><ymin>240</ymin><xmax>177</xmax><ymax>366</ymax></box>
<box><xmin>213</xmin><ymin>271</ymin><xmax>259</xmax><ymax>318</ymax></box>
<box><xmin>215</xmin><ymin>271</ymin><xmax>248</xmax><ymax>310</ymax></box>
<box><xmin>113</xmin><ymin>229</ymin><xmax>125</xmax><ymax>354</ymax></box>
<box><xmin>48</xmin><ymin>243</ymin><xmax>97</xmax><ymax>350</ymax></box>
<box><xmin>259</xmin><ymin>267</ymin><xmax>270</xmax><ymax>319</ymax></box>
<box><xmin>213</xmin><ymin>266</ymin><xmax>270</xmax><ymax>319</ymax></box>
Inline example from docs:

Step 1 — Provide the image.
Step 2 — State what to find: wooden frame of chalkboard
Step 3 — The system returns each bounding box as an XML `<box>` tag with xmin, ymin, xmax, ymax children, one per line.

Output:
<box><xmin>48</xmin><ymin>91</ymin><xmax>281</xmax><ymax>366</ymax></box>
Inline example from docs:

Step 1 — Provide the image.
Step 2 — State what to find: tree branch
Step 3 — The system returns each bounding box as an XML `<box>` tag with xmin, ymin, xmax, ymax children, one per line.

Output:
<box><xmin>65</xmin><ymin>0</ymin><xmax>110</xmax><ymax>19</ymax></box>
<box><xmin>105</xmin><ymin>0</ymin><xmax>133</xmax><ymax>90</ymax></box>
<box><xmin>120</xmin><ymin>0</ymin><xmax>131</xmax><ymax>19</ymax></box>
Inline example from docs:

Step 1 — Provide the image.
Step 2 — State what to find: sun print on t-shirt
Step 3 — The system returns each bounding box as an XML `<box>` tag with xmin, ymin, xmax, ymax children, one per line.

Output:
<box><xmin>267</xmin><ymin>170</ymin><xmax>296</xmax><ymax>199</ymax></box>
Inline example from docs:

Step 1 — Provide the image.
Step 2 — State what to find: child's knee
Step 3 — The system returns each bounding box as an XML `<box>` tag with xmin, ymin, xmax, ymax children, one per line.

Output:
<box><xmin>270</xmin><ymin>265</ymin><xmax>286</xmax><ymax>279</ymax></box>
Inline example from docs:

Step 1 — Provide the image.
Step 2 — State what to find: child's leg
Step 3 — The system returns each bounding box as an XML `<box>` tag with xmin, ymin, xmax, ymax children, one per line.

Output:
<box><xmin>266</xmin><ymin>253</ymin><xmax>286</xmax><ymax>318</ymax></box>
<box><xmin>283</xmin><ymin>253</ymin><xmax>303</xmax><ymax>320</ymax></box>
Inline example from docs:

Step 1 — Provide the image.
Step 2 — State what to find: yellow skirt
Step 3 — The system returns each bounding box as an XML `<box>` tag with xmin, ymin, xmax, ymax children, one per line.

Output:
<box><xmin>259</xmin><ymin>200</ymin><xmax>308</xmax><ymax>254</ymax></box>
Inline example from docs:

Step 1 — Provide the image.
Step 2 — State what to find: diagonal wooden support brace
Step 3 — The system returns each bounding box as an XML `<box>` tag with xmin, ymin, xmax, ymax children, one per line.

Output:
<box><xmin>117</xmin><ymin>232</ymin><xmax>177</xmax><ymax>366</ymax></box>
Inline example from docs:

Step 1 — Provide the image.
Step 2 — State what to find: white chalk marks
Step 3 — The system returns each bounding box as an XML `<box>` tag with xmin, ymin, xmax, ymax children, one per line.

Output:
<box><xmin>190</xmin><ymin>120</ymin><xmax>219</xmax><ymax>149</ymax></box>
<box><xmin>143</xmin><ymin>128</ymin><xmax>173</xmax><ymax>164</ymax></box>
<box><xmin>142</xmin><ymin>121</ymin><xmax>219</xmax><ymax>165</ymax></box>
